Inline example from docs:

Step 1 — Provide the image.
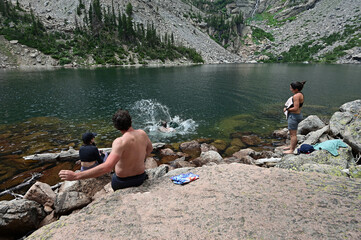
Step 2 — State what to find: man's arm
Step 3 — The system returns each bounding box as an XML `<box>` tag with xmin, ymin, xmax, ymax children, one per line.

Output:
<box><xmin>145</xmin><ymin>132</ymin><xmax>153</xmax><ymax>158</ymax></box>
<box><xmin>59</xmin><ymin>139</ymin><xmax>123</xmax><ymax>181</ymax></box>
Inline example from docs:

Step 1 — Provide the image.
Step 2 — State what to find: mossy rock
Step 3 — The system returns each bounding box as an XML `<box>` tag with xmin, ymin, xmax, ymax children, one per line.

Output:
<box><xmin>211</xmin><ymin>139</ymin><xmax>228</xmax><ymax>151</ymax></box>
<box><xmin>171</xmin><ymin>142</ymin><xmax>181</xmax><ymax>151</ymax></box>
<box><xmin>196</xmin><ymin>138</ymin><xmax>213</xmax><ymax>144</ymax></box>
<box><xmin>230</xmin><ymin>138</ymin><xmax>246</xmax><ymax>148</ymax></box>
<box><xmin>349</xmin><ymin>165</ymin><xmax>361</xmax><ymax>178</ymax></box>
<box><xmin>276</xmin><ymin>147</ymin><xmax>355</xmax><ymax>176</ymax></box>
<box><xmin>300</xmin><ymin>163</ymin><xmax>347</xmax><ymax>177</ymax></box>
<box><xmin>225</xmin><ymin>146</ymin><xmax>241</xmax><ymax>156</ymax></box>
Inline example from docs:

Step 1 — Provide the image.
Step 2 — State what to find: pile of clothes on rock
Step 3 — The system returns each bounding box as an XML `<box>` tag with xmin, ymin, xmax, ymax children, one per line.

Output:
<box><xmin>297</xmin><ymin>139</ymin><xmax>348</xmax><ymax>156</ymax></box>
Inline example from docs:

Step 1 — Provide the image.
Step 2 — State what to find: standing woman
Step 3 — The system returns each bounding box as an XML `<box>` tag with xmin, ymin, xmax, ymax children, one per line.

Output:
<box><xmin>283</xmin><ymin>81</ymin><xmax>306</xmax><ymax>154</ymax></box>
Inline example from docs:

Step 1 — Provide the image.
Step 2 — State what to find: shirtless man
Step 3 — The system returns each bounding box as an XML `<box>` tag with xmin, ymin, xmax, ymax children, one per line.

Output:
<box><xmin>59</xmin><ymin>109</ymin><xmax>153</xmax><ymax>191</ymax></box>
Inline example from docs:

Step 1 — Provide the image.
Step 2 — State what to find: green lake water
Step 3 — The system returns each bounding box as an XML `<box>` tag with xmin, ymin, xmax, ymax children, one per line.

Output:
<box><xmin>0</xmin><ymin>63</ymin><xmax>360</xmax><ymax>196</ymax></box>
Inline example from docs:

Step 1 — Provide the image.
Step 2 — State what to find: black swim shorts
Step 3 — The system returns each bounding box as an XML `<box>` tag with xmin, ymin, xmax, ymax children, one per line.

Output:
<box><xmin>111</xmin><ymin>172</ymin><xmax>148</xmax><ymax>191</ymax></box>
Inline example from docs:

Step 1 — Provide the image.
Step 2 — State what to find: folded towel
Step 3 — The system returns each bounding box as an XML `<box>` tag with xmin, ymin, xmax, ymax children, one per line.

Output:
<box><xmin>171</xmin><ymin>172</ymin><xmax>199</xmax><ymax>185</ymax></box>
<box><xmin>284</xmin><ymin>96</ymin><xmax>293</xmax><ymax>118</ymax></box>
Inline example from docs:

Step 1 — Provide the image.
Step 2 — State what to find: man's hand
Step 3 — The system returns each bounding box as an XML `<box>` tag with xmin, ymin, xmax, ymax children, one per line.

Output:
<box><xmin>59</xmin><ymin>170</ymin><xmax>77</xmax><ymax>181</ymax></box>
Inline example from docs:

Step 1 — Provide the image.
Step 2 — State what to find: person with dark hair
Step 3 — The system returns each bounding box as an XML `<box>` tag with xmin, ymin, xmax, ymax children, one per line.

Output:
<box><xmin>79</xmin><ymin>132</ymin><xmax>107</xmax><ymax>171</ymax></box>
<box><xmin>59</xmin><ymin>109</ymin><xmax>153</xmax><ymax>191</ymax></box>
<box><xmin>283</xmin><ymin>81</ymin><xmax>306</xmax><ymax>154</ymax></box>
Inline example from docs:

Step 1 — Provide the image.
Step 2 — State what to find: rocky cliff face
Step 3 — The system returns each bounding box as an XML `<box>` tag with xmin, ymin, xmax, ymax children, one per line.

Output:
<box><xmin>0</xmin><ymin>0</ymin><xmax>360</xmax><ymax>68</ymax></box>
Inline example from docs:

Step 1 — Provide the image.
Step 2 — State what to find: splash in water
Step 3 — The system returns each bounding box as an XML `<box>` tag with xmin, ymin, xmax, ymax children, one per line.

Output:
<box><xmin>131</xmin><ymin>99</ymin><xmax>198</xmax><ymax>141</ymax></box>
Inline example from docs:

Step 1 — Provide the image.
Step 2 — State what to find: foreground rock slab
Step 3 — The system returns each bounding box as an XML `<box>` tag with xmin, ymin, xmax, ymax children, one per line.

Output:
<box><xmin>27</xmin><ymin>164</ymin><xmax>361</xmax><ymax>239</ymax></box>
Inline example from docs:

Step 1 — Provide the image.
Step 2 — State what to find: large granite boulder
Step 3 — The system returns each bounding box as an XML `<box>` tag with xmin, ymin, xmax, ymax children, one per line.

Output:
<box><xmin>159</xmin><ymin>148</ymin><xmax>179</xmax><ymax>163</ymax></box>
<box><xmin>200</xmin><ymin>143</ymin><xmax>218</xmax><ymax>152</ymax></box>
<box><xmin>58</xmin><ymin>174</ymin><xmax>111</xmax><ymax>198</ymax></box>
<box><xmin>340</xmin><ymin>99</ymin><xmax>361</xmax><ymax>113</ymax></box>
<box><xmin>54</xmin><ymin>174</ymin><xmax>111</xmax><ymax>215</ymax></box>
<box><xmin>298</xmin><ymin>115</ymin><xmax>326</xmax><ymax>135</ymax></box>
<box><xmin>232</xmin><ymin>148</ymin><xmax>256</xmax><ymax>164</ymax></box>
<box><xmin>272</xmin><ymin>128</ymin><xmax>288</xmax><ymax>139</ymax></box>
<box><xmin>24</xmin><ymin>181</ymin><xmax>56</xmax><ymax>208</ymax></box>
<box><xmin>169</xmin><ymin>157</ymin><xmax>196</xmax><ymax>168</ymax></box>
<box><xmin>343</xmin><ymin>114</ymin><xmax>361</xmax><ymax>153</ymax></box>
<box><xmin>329</xmin><ymin>111</ymin><xmax>354</xmax><ymax>137</ymax></box>
<box><xmin>179</xmin><ymin>140</ymin><xmax>201</xmax><ymax>158</ymax></box>
<box><xmin>191</xmin><ymin>151</ymin><xmax>223</xmax><ymax>167</ymax></box>
<box><xmin>276</xmin><ymin>146</ymin><xmax>355</xmax><ymax>176</ymax></box>
<box><xmin>0</xmin><ymin>199</ymin><xmax>45</xmax><ymax>238</ymax></box>
<box><xmin>54</xmin><ymin>191</ymin><xmax>92</xmax><ymax>215</ymax></box>
<box><xmin>302</xmin><ymin>125</ymin><xmax>329</xmax><ymax>145</ymax></box>
<box><xmin>329</xmin><ymin>99</ymin><xmax>361</xmax><ymax>153</ymax></box>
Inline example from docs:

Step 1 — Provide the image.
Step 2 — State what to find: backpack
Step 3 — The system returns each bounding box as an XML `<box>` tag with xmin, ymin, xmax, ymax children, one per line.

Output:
<box><xmin>297</xmin><ymin>144</ymin><xmax>315</xmax><ymax>154</ymax></box>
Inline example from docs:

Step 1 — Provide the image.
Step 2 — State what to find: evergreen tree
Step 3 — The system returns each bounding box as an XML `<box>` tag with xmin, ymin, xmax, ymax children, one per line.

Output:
<box><xmin>126</xmin><ymin>3</ymin><xmax>133</xmax><ymax>17</ymax></box>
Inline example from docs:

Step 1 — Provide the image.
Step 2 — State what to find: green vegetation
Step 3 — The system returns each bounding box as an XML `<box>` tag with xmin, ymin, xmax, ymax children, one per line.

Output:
<box><xmin>185</xmin><ymin>0</ymin><xmax>234</xmax><ymax>14</ymax></box>
<box><xmin>251</xmin><ymin>26</ymin><xmax>274</xmax><ymax>42</ymax></box>
<box><xmin>0</xmin><ymin>0</ymin><xmax>203</xmax><ymax>66</ymax></box>
<box><xmin>205</xmin><ymin>12</ymin><xmax>244</xmax><ymax>46</ymax></box>
<box><xmin>264</xmin><ymin>23</ymin><xmax>361</xmax><ymax>63</ymax></box>
<box><xmin>182</xmin><ymin>0</ymin><xmax>245</xmax><ymax>48</ymax></box>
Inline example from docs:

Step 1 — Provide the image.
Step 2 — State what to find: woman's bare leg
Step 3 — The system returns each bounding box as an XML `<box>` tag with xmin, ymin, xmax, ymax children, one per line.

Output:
<box><xmin>283</xmin><ymin>130</ymin><xmax>297</xmax><ymax>154</ymax></box>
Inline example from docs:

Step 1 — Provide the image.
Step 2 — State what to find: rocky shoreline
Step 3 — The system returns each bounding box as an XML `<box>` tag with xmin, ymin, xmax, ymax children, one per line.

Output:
<box><xmin>0</xmin><ymin>99</ymin><xmax>360</xmax><ymax>239</ymax></box>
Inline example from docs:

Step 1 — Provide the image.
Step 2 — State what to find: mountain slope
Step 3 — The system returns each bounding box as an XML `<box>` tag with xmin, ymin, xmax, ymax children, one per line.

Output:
<box><xmin>0</xmin><ymin>0</ymin><xmax>360</xmax><ymax>68</ymax></box>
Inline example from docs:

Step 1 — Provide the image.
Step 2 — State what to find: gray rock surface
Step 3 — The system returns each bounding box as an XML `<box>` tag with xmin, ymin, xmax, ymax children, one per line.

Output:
<box><xmin>54</xmin><ymin>191</ymin><xmax>92</xmax><ymax>215</ymax></box>
<box><xmin>276</xmin><ymin>147</ymin><xmax>355</xmax><ymax>174</ymax></box>
<box><xmin>24</xmin><ymin>181</ymin><xmax>56</xmax><ymax>208</ymax></box>
<box><xmin>340</xmin><ymin>99</ymin><xmax>361</xmax><ymax>113</ymax></box>
<box><xmin>146</xmin><ymin>164</ymin><xmax>171</xmax><ymax>180</ymax></box>
<box><xmin>343</xmin><ymin>115</ymin><xmax>361</xmax><ymax>153</ymax></box>
<box><xmin>27</xmin><ymin>164</ymin><xmax>361</xmax><ymax>239</ymax></box>
<box><xmin>329</xmin><ymin>99</ymin><xmax>361</xmax><ymax>153</ymax></box>
<box><xmin>297</xmin><ymin>115</ymin><xmax>326</xmax><ymax>135</ymax></box>
<box><xmin>302</xmin><ymin>125</ymin><xmax>329</xmax><ymax>145</ymax></box>
<box><xmin>329</xmin><ymin>111</ymin><xmax>354</xmax><ymax>137</ymax></box>
<box><xmin>0</xmin><ymin>199</ymin><xmax>45</xmax><ymax>238</ymax></box>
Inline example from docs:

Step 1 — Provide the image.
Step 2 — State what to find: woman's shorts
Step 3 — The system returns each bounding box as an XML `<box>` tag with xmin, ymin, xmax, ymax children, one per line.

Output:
<box><xmin>287</xmin><ymin>113</ymin><xmax>303</xmax><ymax>130</ymax></box>
<box><xmin>81</xmin><ymin>162</ymin><xmax>99</xmax><ymax>172</ymax></box>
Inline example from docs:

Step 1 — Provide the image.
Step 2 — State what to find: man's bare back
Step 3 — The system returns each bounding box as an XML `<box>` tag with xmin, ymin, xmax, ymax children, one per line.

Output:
<box><xmin>112</xmin><ymin>128</ymin><xmax>153</xmax><ymax>178</ymax></box>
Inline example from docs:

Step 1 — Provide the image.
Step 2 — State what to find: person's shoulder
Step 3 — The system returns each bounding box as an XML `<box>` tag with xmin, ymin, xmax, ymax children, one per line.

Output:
<box><xmin>294</xmin><ymin>92</ymin><xmax>303</xmax><ymax>98</ymax></box>
<box><xmin>112</xmin><ymin>136</ymin><xmax>124</xmax><ymax>145</ymax></box>
<box><xmin>135</xmin><ymin>129</ymin><xmax>148</xmax><ymax>136</ymax></box>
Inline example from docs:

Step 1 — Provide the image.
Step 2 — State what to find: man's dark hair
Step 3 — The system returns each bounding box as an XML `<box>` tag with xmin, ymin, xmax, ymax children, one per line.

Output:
<box><xmin>290</xmin><ymin>81</ymin><xmax>306</xmax><ymax>91</ymax></box>
<box><xmin>112</xmin><ymin>109</ymin><xmax>132</xmax><ymax>131</ymax></box>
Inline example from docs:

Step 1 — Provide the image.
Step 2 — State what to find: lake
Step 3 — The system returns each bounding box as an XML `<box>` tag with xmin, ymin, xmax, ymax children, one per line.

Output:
<box><xmin>0</xmin><ymin>63</ymin><xmax>360</xmax><ymax>198</ymax></box>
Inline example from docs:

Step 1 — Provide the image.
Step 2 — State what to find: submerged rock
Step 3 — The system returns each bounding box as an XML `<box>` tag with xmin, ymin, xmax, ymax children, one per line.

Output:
<box><xmin>210</xmin><ymin>139</ymin><xmax>228</xmax><ymax>151</ymax></box>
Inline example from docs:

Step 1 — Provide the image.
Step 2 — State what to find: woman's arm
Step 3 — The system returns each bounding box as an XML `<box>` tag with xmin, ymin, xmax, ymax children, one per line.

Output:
<box><xmin>287</xmin><ymin>94</ymin><xmax>301</xmax><ymax>112</ymax></box>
